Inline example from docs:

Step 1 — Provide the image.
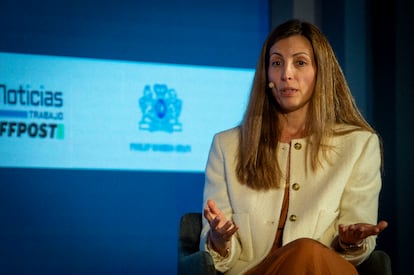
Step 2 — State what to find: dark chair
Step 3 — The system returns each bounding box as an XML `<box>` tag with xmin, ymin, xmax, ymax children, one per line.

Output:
<box><xmin>178</xmin><ymin>212</ymin><xmax>392</xmax><ymax>275</ymax></box>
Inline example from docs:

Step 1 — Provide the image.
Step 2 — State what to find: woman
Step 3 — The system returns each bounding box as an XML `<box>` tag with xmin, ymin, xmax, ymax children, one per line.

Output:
<box><xmin>200</xmin><ymin>19</ymin><xmax>388</xmax><ymax>274</ymax></box>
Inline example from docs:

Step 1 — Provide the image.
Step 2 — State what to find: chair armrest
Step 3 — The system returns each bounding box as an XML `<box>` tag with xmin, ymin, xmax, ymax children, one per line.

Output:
<box><xmin>356</xmin><ymin>250</ymin><xmax>392</xmax><ymax>275</ymax></box>
<box><xmin>178</xmin><ymin>250</ymin><xmax>216</xmax><ymax>275</ymax></box>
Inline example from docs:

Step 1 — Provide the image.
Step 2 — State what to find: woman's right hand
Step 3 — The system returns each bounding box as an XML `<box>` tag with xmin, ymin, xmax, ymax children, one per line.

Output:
<box><xmin>204</xmin><ymin>199</ymin><xmax>239</xmax><ymax>256</ymax></box>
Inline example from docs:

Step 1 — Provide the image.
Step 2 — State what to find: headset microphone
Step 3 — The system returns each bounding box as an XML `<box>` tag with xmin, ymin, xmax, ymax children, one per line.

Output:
<box><xmin>268</xmin><ymin>82</ymin><xmax>275</xmax><ymax>89</ymax></box>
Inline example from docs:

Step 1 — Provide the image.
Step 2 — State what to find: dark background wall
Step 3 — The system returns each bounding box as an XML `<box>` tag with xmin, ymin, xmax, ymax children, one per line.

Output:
<box><xmin>373</xmin><ymin>0</ymin><xmax>414</xmax><ymax>273</ymax></box>
<box><xmin>0</xmin><ymin>0</ymin><xmax>268</xmax><ymax>68</ymax></box>
<box><xmin>368</xmin><ymin>0</ymin><xmax>399</xmax><ymax>273</ymax></box>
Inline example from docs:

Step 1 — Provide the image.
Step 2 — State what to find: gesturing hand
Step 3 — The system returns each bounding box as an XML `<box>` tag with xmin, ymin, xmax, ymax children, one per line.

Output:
<box><xmin>338</xmin><ymin>220</ymin><xmax>388</xmax><ymax>247</ymax></box>
<box><xmin>204</xmin><ymin>199</ymin><xmax>239</xmax><ymax>256</ymax></box>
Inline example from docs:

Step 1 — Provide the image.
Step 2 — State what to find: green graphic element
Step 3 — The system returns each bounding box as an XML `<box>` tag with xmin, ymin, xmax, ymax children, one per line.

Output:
<box><xmin>57</xmin><ymin>124</ymin><xmax>64</xmax><ymax>139</ymax></box>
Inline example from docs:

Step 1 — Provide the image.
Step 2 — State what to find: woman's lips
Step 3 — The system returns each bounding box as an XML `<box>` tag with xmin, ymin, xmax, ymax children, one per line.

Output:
<box><xmin>279</xmin><ymin>88</ymin><xmax>298</xmax><ymax>95</ymax></box>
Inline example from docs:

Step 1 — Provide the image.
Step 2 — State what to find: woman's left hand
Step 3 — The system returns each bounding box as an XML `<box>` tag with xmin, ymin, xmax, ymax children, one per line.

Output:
<box><xmin>338</xmin><ymin>220</ymin><xmax>388</xmax><ymax>245</ymax></box>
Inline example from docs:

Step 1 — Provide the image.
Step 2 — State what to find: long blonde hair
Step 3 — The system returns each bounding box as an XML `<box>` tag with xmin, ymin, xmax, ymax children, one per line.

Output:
<box><xmin>236</xmin><ymin>19</ymin><xmax>376</xmax><ymax>190</ymax></box>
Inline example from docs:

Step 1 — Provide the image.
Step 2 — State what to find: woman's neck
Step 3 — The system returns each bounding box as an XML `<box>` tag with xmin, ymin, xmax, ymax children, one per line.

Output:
<box><xmin>278</xmin><ymin>112</ymin><xmax>307</xmax><ymax>143</ymax></box>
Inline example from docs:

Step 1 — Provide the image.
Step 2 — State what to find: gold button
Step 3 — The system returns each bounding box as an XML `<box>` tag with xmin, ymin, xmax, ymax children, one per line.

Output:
<box><xmin>294</xmin><ymin>143</ymin><xmax>302</xmax><ymax>150</ymax></box>
<box><xmin>289</xmin><ymin>214</ymin><xmax>297</xmax><ymax>222</ymax></box>
<box><xmin>292</xmin><ymin>183</ymin><xmax>300</xmax><ymax>191</ymax></box>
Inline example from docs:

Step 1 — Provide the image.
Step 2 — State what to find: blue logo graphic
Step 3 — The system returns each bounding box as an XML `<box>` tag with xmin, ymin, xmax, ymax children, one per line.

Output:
<box><xmin>138</xmin><ymin>84</ymin><xmax>182</xmax><ymax>132</ymax></box>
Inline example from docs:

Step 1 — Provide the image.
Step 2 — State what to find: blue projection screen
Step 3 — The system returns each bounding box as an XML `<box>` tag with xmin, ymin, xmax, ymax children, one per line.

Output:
<box><xmin>0</xmin><ymin>0</ymin><xmax>269</xmax><ymax>273</ymax></box>
<box><xmin>0</xmin><ymin>52</ymin><xmax>253</xmax><ymax>171</ymax></box>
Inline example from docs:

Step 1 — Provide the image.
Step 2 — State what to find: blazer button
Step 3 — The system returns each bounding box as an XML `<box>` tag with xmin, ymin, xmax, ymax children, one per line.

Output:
<box><xmin>294</xmin><ymin>142</ymin><xmax>302</xmax><ymax>150</ymax></box>
<box><xmin>289</xmin><ymin>214</ymin><xmax>297</xmax><ymax>222</ymax></box>
<box><xmin>292</xmin><ymin>183</ymin><xmax>300</xmax><ymax>191</ymax></box>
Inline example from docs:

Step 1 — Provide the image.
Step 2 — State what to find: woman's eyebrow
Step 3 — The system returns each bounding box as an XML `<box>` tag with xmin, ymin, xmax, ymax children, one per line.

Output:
<box><xmin>270</xmin><ymin>51</ymin><xmax>311</xmax><ymax>57</ymax></box>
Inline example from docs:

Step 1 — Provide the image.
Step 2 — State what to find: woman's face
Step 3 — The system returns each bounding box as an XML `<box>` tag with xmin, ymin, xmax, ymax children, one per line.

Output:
<box><xmin>268</xmin><ymin>35</ymin><xmax>316</xmax><ymax>114</ymax></box>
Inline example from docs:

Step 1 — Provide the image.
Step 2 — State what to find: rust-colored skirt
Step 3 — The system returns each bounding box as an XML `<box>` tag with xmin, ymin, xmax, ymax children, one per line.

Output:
<box><xmin>244</xmin><ymin>184</ymin><xmax>358</xmax><ymax>275</ymax></box>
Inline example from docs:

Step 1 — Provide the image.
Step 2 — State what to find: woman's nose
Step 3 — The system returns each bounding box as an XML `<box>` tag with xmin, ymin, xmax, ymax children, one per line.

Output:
<box><xmin>281</xmin><ymin>64</ymin><xmax>293</xmax><ymax>80</ymax></box>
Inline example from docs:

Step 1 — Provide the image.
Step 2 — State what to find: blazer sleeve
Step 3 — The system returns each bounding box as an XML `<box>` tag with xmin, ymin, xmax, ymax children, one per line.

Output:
<box><xmin>336</xmin><ymin>132</ymin><xmax>382</xmax><ymax>265</ymax></box>
<box><xmin>199</xmin><ymin>132</ymin><xmax>242</xmax><ymax>272</ymax></box>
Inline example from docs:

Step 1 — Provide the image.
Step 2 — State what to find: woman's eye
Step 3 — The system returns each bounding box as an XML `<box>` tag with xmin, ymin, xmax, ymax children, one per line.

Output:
<box><xmin>297</xmin><ymin>60</ymin><xmax>306</xmax><ymax>66</ymax></box>
<box><xmin>271</xmin><ymin>60</ymin><xmax>281</xmax><ymax>66</ymax></box>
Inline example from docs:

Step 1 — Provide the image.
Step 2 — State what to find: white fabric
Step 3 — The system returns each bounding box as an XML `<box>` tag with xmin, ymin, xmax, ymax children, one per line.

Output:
<box><xmin>200</xmin><ymin>125</ymin><xmax>382</xmax><ymax>275</ymax></box>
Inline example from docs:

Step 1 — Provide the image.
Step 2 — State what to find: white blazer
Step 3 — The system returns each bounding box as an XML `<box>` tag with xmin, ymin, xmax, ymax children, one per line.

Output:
<box><xmin>200</xmin><ymin>125</ymin><xmax>382</xmax><ymax>275</ymax></box>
